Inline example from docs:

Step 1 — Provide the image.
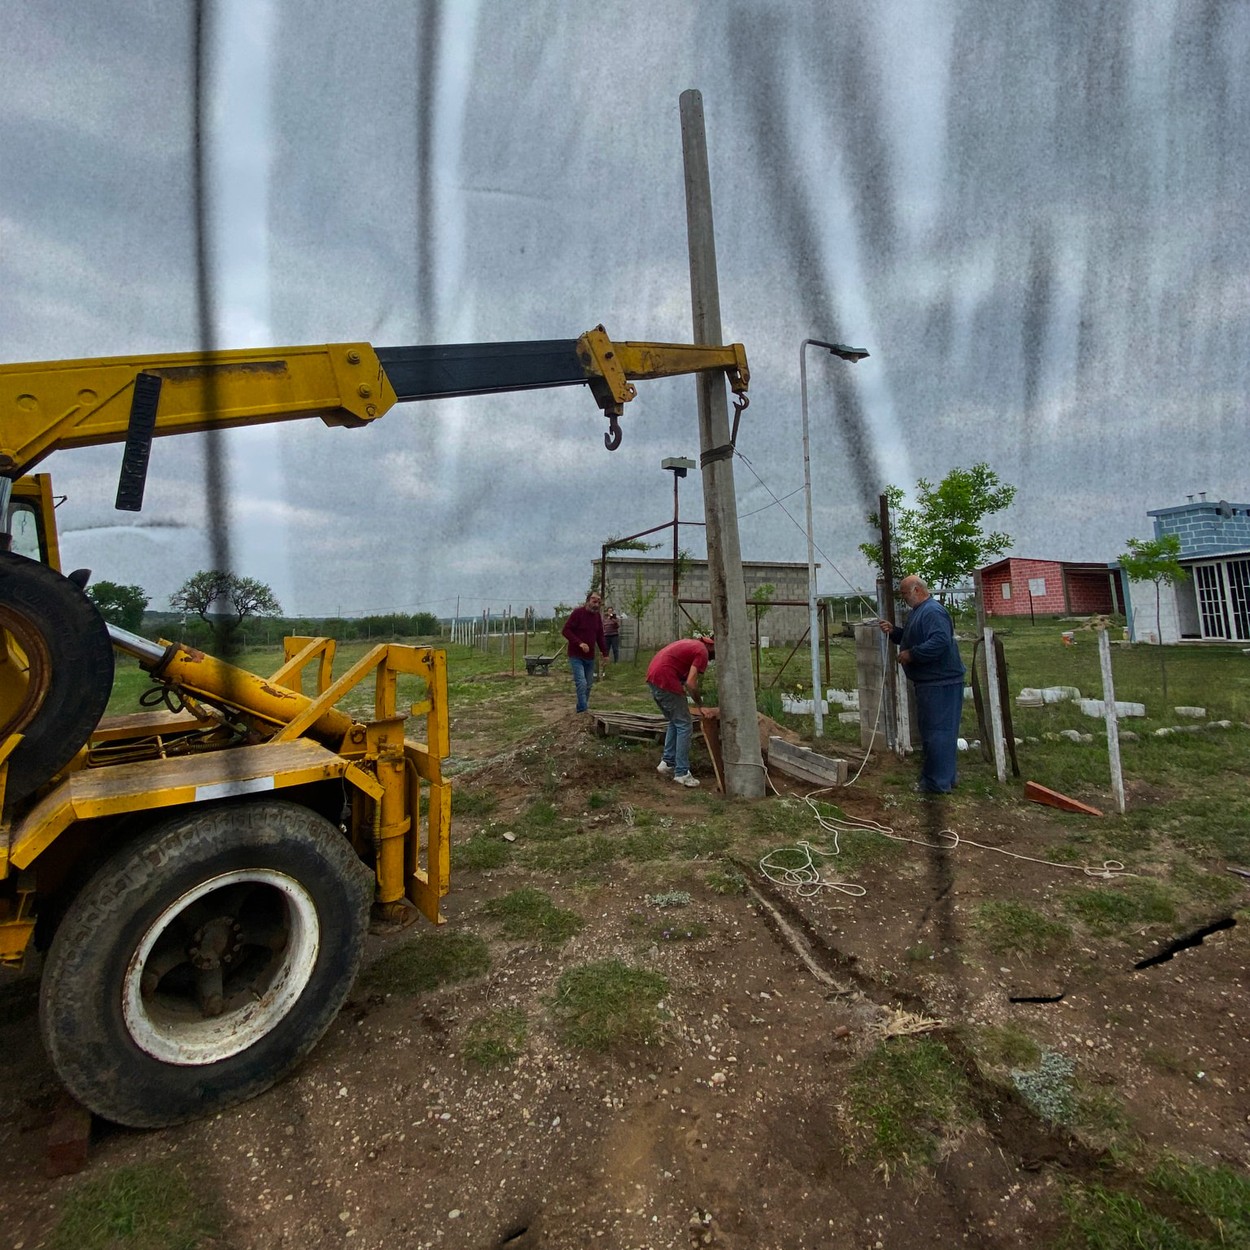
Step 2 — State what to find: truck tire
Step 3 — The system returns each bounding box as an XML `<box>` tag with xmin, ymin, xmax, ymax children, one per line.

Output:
<box><xmin>0</xmin><ymin>552</ymin><xmax>114</xmax><ymax>805</ymax></box>
<box><xmin>39</xmin><ymin>799</ymin><xmax>374</xmax><ymax>1127</ymax></box>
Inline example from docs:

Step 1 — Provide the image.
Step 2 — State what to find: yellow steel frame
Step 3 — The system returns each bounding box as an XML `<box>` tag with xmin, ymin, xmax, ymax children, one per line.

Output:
<box><xmin>0</xmin><ymin>637</ymin><xmax>451</xmax><ymax>964</ymax></box>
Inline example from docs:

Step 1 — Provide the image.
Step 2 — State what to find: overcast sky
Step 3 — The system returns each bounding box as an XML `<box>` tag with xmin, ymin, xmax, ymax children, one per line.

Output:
<box><xmin>3</xmin><ymin>1</ymin><xmax>1247</xmax><ymax>620</ymax></box>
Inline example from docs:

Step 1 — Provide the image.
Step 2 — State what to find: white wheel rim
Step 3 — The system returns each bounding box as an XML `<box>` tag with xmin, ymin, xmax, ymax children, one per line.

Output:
<box><xmin>123</xmin><ymin>869</ymin><xmax>321</xmax><ymax>1066</ymax></box>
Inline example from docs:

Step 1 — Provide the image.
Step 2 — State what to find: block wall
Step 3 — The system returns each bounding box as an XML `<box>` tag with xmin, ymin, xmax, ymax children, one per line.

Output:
<box><xmin>598</xmin><ymin>557</ymin><xmax>812</xmax><ymax>649</ymax></box>
<box><xmin>1151</xmin><ymin>502</ymin><xmax>1250</xmax><ymax>558</ymax></box>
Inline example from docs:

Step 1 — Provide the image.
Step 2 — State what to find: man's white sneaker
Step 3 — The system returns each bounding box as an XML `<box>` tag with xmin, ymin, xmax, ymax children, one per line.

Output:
<box><xmin>673</xmin><ymin>772</ymin><xmax>700</xmax><ymax>788</ymax></box>
<box><xmin>656</xmin><ymin>761</ymin><xmax>673</xmax><ymax>776</ymax></box>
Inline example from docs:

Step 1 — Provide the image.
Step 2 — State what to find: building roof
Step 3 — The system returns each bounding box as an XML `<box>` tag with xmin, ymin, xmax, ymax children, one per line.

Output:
<box><xmin>1147</xmin><ymin>500</ymin><xmax>1249</xmax><ymax>518</ymax></box>
<box><xmin>979</xmin><ymin>557</ymin><xmax>1118</xmax><ymax>575</ymax></box>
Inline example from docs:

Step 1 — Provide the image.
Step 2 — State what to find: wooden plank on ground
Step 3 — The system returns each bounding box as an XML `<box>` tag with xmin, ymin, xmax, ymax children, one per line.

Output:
<box><xmin>766</xmin><ymin>737</ymin><xmax>848</xmax><ymax>788</ymax></box>
<box><xmin>1024</xmin><ymin>781</ymin><xmax>1104</xmax><ymax>816</ymax></box>
<box><xmin>698</xmin><ymin>709</ymin><xmax>725</xmax><ymax>792</ymax></box>
<box><xmin>591</xmin><ymin>711</ymin><xmax>667</xmax><ymax>742</ymax></box>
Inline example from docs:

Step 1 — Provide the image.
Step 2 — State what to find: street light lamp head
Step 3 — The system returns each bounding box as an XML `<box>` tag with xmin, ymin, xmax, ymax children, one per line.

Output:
<box><xmin>662</xmin><ymin>456</ymin><xmax>697</xmax><ymax>478</ymax></box>
<box><xmin>828</xmin><ymin>344</ymin><xmax>870</xmax><ymax>363</ymax></box>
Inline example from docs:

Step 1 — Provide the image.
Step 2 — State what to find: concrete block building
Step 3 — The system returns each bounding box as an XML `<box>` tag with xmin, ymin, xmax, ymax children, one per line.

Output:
<box><xmin>1126</xmin><ymin>496</ymin><xmax>1250</xmax><ymax>643</ymax></box>
<box><xmin>597</xmin><ymin>556</ymin><xmax>812</xmax><ymax>650</ymax></box>
<box><xmin>979</xmin><ymin>557</ymin><xmax>1124</xmax><ymax>618</ymax></box>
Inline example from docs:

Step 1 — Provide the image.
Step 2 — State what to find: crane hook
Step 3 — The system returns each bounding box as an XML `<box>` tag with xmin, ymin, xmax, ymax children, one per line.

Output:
<box><xmin>604</xmin><ymin>414</ymin><xmax>623</xmax><ymax>451</ymax></box>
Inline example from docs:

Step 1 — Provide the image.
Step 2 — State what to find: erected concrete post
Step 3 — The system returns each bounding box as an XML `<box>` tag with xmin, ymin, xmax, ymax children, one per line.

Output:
<box><xmin>983</xmin><ymin>626</ymin><xmax>1007</xmax><ymax>782</ymax></box>
<box><xmin>1098</xmin><ymin>627</ymin><xmax>1126</xmax><ymax>814</ymax></box>
<box><xmin>680</xmin><ymin>89</ymin><xmax>764</xmax><ymax>798</ymax></box>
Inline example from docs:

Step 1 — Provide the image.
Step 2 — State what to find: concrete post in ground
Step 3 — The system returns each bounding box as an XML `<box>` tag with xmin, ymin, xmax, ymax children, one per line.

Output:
<box><xmin>1098</xmin><ymin>627</ymin><xmax>1126</xmax><ymax>813</ymax></box>
<box><xmin>984</xmin><ymin>626</ymin><xmax>1007</xmax><ymax>781</ymax></box>
<box><xmin>680</xmin><ymin>89</ymin><xmax>764</xmax><ymax>797</ymax></box>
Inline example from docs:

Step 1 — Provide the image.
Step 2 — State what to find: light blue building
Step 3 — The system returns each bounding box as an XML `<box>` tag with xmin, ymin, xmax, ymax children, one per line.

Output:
<box><xmin>1126</xmin><ymin>496</ymin><xmax>1250</xmax><ymax>643</ymax></box>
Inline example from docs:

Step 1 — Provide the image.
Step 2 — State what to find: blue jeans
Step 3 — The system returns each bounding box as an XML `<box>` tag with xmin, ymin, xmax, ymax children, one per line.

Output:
<box><xmin>913</xmin><ymin>681</ymin><xmax>963</xmax><ymax>792</ymax></box>
<box><xmin>570</xmin><ymin>656</ymin><xmax>596</xmax><ymax>711</ymax></box>
<box><xmin>649</xmin><ymin>684</ymin><xmax>693</xmax><ymax>775</ymax></box>
<box><xmin>605</xmin><ymin>633</ymin><xmax>620</xmax><ymax>662</ymax></box>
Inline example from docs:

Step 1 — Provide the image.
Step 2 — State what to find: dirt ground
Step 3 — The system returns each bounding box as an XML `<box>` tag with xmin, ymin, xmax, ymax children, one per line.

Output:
<box><xmin>1</xmin><ymin>674</ymin><xmax>1247</xmax><ymax>1250</ymax></box>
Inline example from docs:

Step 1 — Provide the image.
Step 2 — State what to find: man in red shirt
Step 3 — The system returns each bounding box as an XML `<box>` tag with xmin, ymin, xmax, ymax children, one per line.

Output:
<box><xmin>645</xmin><ymin>635</ymin><xmax>715</xmax><ymax>787</ymax></box>
<box><xmin>561</xmin><ymin>592</ymin><xmax>608</xmax><ymax>712</ymax></box>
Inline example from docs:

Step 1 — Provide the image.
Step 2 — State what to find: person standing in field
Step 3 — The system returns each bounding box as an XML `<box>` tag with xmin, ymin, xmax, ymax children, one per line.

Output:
<box><xmin>601</xmin><ymin>607</ymin><xmax>621</xmax><ymax>672</ymax></box>
<box><xmin>646</xmin><ymin>634</ymin><xmax>715</xmax><ymax>788</ymax></box>
<box><xmin>562</xmin><ymin>592</ymin><xmax>608</xmax><ymax>713</ymax></box>
<box><xmin>877</xmin><ymin>574</ymin><xmax>965</xmax><ymax>793</ymax></box>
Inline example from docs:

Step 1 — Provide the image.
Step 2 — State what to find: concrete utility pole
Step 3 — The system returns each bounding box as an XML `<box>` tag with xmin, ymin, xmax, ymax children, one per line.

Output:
<box><xmin>679</xmin><ymin>89</ymin><xmax>764</xmax><ymax>798</ymax></box>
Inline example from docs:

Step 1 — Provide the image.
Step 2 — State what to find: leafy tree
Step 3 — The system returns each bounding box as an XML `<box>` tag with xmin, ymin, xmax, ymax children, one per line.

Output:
<box><xmin>1119</xmin><ymin>534</ymin><xmax>1187</xmax><ymax>697</ymax></box>
<box><xmin>170</xmin><ymin>570</ymin><xmax>282</xmax><ymax>636</ymax></box>
<box><xmin>624</xmin><ymin>573</ymin><xmax>658</xmax><ymax>661</ymax></box>
<box><xmin>860</xmin><ymin>462</ymin><xmax>1017</xmax><ymax>600</ymax></box>
<box><xmin>86</xmin><ymin>580</ymin><xmax>149</xmax><ymax>632</ymax></box>
<box><xmin>749</xmin><ymin>582</ymin><xmax>775</xmax><ymax>643</ymax></box>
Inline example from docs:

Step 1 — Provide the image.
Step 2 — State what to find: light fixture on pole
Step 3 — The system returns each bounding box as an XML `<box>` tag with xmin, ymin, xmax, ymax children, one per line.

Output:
<box><xmin>662</xmin><ymin>457</ymin><xmax>697</xmax><ymax>638</ymax></box>
<box><xmin>800</xmin><ymin>339</ymin><xmax>870</xmax><ymax>736</ymax></box>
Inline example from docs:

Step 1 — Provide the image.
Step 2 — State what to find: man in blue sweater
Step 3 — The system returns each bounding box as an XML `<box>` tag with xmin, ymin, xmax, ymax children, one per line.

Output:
<box><xmin>878</xmin><ymin>575</ymin><xmax>966</xmax><ymax>793</ymax></box>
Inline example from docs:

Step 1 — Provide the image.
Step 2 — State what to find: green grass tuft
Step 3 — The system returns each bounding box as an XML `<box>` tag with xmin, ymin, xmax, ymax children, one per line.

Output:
<box><xmin>462</xmin><ymin>1007</ymin><xmax>528</xmax><ymax>1069</ymax></box>
<box><xmin>551</xmin><ymin>959</ymin><xmax>669</xmax><ymax>1051</ymax></box>
<box><xmin>1059</xmin><ymin>1157</ymin><xmax>1250</xmax><ymax>1250</ymax></box>
<box><xmin>1063</xmin><ymin>879</ymin><xmax>1177</xmax><ymax>937</ymax></box>
<box><xmin>452</xmin><ymin>787</ymin><xmax>499</xmax><ymax>817</ymax></box>
<box><xmin>973</xmin><ymin>899</ymin><xmax>1071</xmax><ymax>955</ymax></box>
<box><xmin>362</xmin><ymin>930</ymin><xmax>490</xmax><ymax>995</ymax></box>
<box><xmin>48</xmin><ymin>1162</ymin><xmax>218</xmax><ymax>1250</ymax></box>
<box><xmin>455</xmin><ymin>830</ymin><xmax>512</xmax><ymax>871</ymax></box>
<box><xmin>483</xmin><ymin>887</ymin><xmax>584</xmax><ymax>945</ymax></box>
<box><xmin>841</xmin><ymin>1036</ymin><xmax>972</xmax><ymax>1176</ymax></box>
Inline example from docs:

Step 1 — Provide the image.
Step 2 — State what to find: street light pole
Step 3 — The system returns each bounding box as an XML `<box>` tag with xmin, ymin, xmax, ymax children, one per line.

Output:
<box><xmin>799</xmin><ymin>338</ymin><xmax>871</xmax><ymax>737</ymax></box>
<box><xmin>662</xmin><ymin>457</ymin><xmax>696</xmax><ymax>638</ymax></box>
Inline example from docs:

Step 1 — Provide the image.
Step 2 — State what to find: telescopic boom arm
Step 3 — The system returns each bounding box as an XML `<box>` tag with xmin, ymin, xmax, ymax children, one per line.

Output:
<box><xmin>0</xmin><ymin>326</ymin><xmax>750</xmax><ymax>508</ymax></box>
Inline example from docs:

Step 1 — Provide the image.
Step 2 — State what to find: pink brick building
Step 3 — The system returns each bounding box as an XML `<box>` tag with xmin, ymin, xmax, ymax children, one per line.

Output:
<box><xmin>979</xmin><ymin>558</ymin><xmax>1124</xmax><ymax>618</ymax></box>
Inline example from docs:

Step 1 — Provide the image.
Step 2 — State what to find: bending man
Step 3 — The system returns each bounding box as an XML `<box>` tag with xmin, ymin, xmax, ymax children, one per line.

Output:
<box><xmin>646</xmin><ymin>634</ymin><xmax>715</xmax><ymax>788</ymax></box>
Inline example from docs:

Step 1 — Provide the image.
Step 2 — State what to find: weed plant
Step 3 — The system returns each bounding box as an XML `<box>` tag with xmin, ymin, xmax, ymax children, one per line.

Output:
<box><xmin>551</xmin><ymin>959</ymin><xmax>669</xmax><ymax>1051</ymax></box>
<box><xmin>1011</xmin><ymin>1049</ymin><xmax>1075</xmax><ymax>1123</ymax></box>
<box><xmin>704</xmin><ymin>868</ymin><xmax>747</xmax><ymax>895</ymax></box>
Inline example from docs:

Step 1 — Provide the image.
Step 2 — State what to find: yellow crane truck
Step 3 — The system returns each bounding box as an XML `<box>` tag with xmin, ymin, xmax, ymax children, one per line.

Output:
<box><xmin>0</xmin><ymin>328</ymin><xmax>749</xmax><ymax>1127</ymax></box>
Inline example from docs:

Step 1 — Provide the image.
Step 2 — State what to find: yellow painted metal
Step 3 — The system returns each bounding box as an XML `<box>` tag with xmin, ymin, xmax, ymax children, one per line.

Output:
<box><xmin>274</xmin><ymin>636</ymin><xmax>337</xmax><ymax>695</ymax></box>
<box><xmin>405</xmin><ymin>742</ymin><xmax>450</xmax><ymax>923</ymax></box>
<box><xmin>0</xmin><ymin>344</ymin><xmax>396</xmax><ymax>475</ymax></box>
<box><xmin>152</xmin><ymin>643</ymin><xmax>355</xmax><ymax>744</ymax></box>
<box><xmin>0</xmin><ymin>876</ymin><xmax>35</xmax><ymax>967</ymax></box>
<box><xmin>3</xmin><ymin>739</ymin><xmax>353</xmax><ymax>872</ymax></box>
<box><xmin>7</xmin><ymin>474</ymin><xmax>62</xmax><ymax>570</ymax></box>
<box><xmin>574</xmin><ymin>327</ymin><xmax>750</xmax><ymax>416</ymax></box>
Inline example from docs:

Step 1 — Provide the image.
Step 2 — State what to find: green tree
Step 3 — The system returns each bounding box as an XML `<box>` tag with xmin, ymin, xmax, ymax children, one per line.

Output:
<box><xmin>749</xmin><ymin>582</ymin><xmax>775</xmax><ymax>644</ymax></box>
<box><xmin>170</xmin><ymin>570</ymin><xmax>282</xmax><ymax>638</ymax></box>
<box><xmin>86</xmin><ymin>580</ymin><xmax>149</xmax><ymax>631</ymax></box>
<box><xmin>624</xmin><ymin>573</ymin><xmax>658</xmax><ymax>661</ymax></box>
<box><xmin>1119</xmin><ymin>533</ymin><xmax>1187</xmax><ymax>697</ymax></box>
<box><xmin>860</xmin><ymin>463</ymin><xmax>1016</xmax><ymax>600</ymax></box>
